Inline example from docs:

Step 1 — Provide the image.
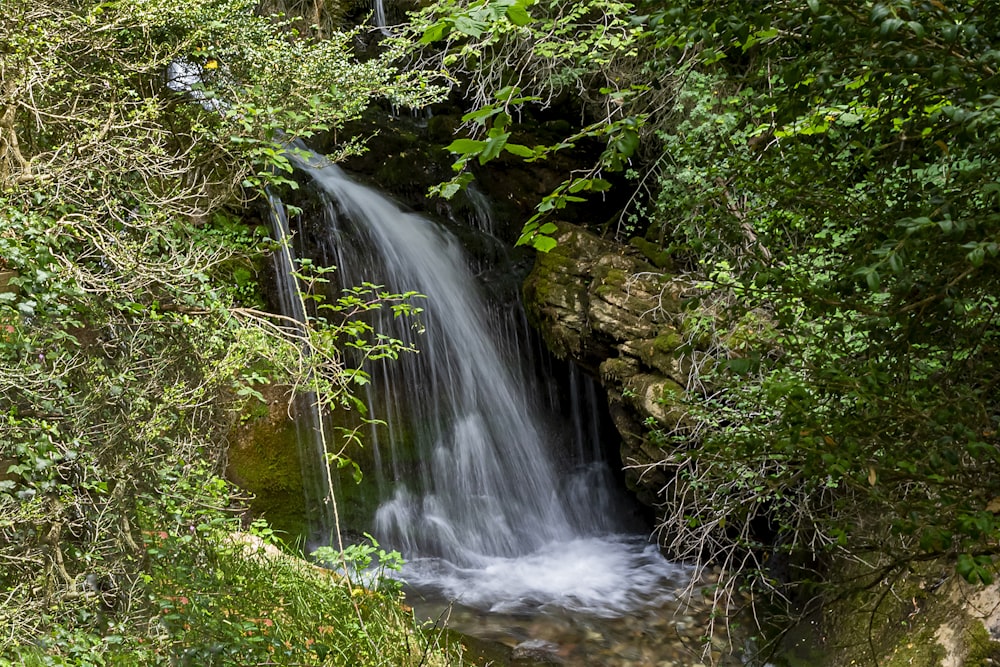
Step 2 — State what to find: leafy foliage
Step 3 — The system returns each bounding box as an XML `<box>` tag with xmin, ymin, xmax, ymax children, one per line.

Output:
<box><xmin>0</xmin><ymin>0</ymin><xmax>450</xmax><ymax>661</ymax></box>
<box><xmin>400</xmin><ymin>0</ymin><xmax>650</xmax><ymax>250</ymax></box>
<box><xmin>138</xmin><ymin>466</ymin><xmax>456</xmax><ymax>666</ymax></box>
<box><xmin>627</xmin><ymin>0</ymin><xmax>1000</xmax><ymax>609</ymax></box>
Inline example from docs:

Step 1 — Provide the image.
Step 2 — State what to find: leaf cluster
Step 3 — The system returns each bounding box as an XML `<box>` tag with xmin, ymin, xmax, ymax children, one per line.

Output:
<box><xmin>401</xmin><ymin>0</ymin><xmax>651</xmax><ymax>249</ymax></box>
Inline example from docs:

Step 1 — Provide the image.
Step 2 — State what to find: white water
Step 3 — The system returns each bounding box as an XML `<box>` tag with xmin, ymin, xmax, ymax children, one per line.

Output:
<box><xmin>405</xmin><ymin>536</ymin><xmax>681</xmax><ymax>617</ymax></box>
<box><xmin>285</xmin><ymin>148</ymin><xmax>689</xmax><ymax>617</ymax></box>
<box><xmin>372</xmin><ymin>0</ymin><xmax>391</xmax><ymax>35</ymax></box>
<box><xmin>266</xmin><ymin>194</ymin><xmax>336</xmax><ymax>537</ymax></box>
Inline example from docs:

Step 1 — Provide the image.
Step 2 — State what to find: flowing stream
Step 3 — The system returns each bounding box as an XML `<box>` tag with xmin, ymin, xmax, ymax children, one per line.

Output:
<box><xmin>271</xmin><ymin>148</ymin><xmax>726</xmax><ymax>664</ymax></box>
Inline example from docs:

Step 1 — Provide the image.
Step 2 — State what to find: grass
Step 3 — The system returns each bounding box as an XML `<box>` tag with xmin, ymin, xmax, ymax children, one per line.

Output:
<box><xmin>1</xmin><ymin>500</ymin><xmax>466</xmax><ymax>667</ymax></box>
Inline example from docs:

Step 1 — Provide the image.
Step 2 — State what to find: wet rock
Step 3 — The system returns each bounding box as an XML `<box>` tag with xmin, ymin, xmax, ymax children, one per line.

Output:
<box><xmin>523</xmin><ymin>221</ymin><xmax>697</xmax><ymax>519</ymax></box>
<box><xmin>512</xmin><ymin>639</ymin><xmax>564</xmax><ymax>665</ymax></box>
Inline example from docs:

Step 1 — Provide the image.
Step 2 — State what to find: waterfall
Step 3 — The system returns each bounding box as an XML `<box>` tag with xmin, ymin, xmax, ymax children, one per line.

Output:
<box><xmin>464</xmin><ymin>184</ymin><xmax>496</xmax><ymax>236</ymax></box>
<box><xmin>282</xmin><ymin>148</ymin><xmax>687</xmax><ymax>617</ymax></box>
<box><xmin>372</xmin><ymin>0</ymin><xmax>391</xmax><ymax>35</ymax></box>
<box><xmin>266</xmin><ymin>194</ymin><xmax>337</xmax><ymax>541</ymax></box>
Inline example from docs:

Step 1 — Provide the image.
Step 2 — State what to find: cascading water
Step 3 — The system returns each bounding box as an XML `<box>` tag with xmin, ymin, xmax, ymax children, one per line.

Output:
<box><xmin>280</xmin><ymin>147</ymin><xmax>691</xmax><ymax>623</ymax></box>
<box><xmin>169</xmin><ymin>43</ymin><xmax>716</xmax><ymax>661</ymax></box>
<box><xmin>372</xmin><ymin>0</ymin><xmax>391</xmax><ymax>35</ymax></box>
<box><xmin>266</xmin><ymin>194</ymin><xmax>337</xmax><ymax>541</ymax></box>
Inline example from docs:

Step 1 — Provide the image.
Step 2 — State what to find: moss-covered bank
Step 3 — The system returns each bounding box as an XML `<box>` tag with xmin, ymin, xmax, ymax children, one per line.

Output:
<box><xmin>795</xmin><ymin>562</ymin><xmax>1000</xmax><ymax>667</ymax></box>
<box><xmin>227</xmin><ymin>387</ymin><xmax>310</xmax><ymax>543</ymax></box>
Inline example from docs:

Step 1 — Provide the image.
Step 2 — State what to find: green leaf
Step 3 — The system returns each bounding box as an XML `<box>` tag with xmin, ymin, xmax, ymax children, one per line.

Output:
<box><xmin>888</xmin><ymin>253</ymin><xmax>903</xmax><ymax>273</ymax></box>
<box><xmin>493</xmin><ymin>112</ymin><xmax>511</xmax><ymax>132</ymax></box>
<box><xmin>520</xmin><ymin>220</ymin><xmax>540</xmax><ymax>235</ymax></box>
<box><xmin>613</xmin><ymin>129</ymin><xmax>640</xmax><ymax>158</ymax></box>
<box><xmin>532</xmin><ymin>235</ymin><xmax>558</xmax><ymax>252</ymax></box>
<box><xmin>445</xmin><ymin>138</ymin><xmax>486</xmax><ymax>154</ymax></box>
<box><xmin>506</xmin><ymin>4</ymin><xmax>532</xmax><ymax>26</ymax></box>
<box><xmin>983</xmin><ymin>182</ymin><xmax>1000</xmax><ymax>203</ymax></box>
<box><xmin>967</xmin><ymin>247</ymin><xmax>985</xmax><ymax>268</ymax></box>
<box><xmin>726</xmin><ymin>358</ymin><xmax>756</xmax><ymax>374</ymax></box>
<box><xmin>479</xmin><ymin>132</ymin><xmax>510</xmax><ymax>164</ymax></box>
<box><xmin>855</xmin><ymin>266</ymin><xmax>881</xmax><ymax>291</ymax></box>
<box><xmin>419</xmin><ymin>21</ymin><xmax>449</xmax><ymax>43</ymax></box>
<box><xmin>462</xmin><ymin>106</ymin><xmax>499</xmax><ymax>124</ymax></box>
<box><xmin>439</xmin><ymin>182</ymin><xmax>462</xmax><ymax>199</ymax></box>
<box><xmin>454</xmin><ymin>15</ymin><xmax>486</xmax><ymax>38</ymax></box>
<box><xmin>957</xmin><ymin>554</ymin><xmax>995</xmax><ymax>585</ymax></box>
<box><xmin>503</xmin><ymin>143</ymin><xmax>534</xmax><ymax>158</ymax></box>
<box><xmin>537</xmin><ymin>196</ymin><xmax>556</xmax><ymax>212</ymax></box>
<box><xmin>907</xmin><ymin>21</ymin><xmax>925</xmax><ymax>38</ymax></box>
<box><xmin>493</xmin><ymin>85</ymin><xmax>520</xmax><ymax>102</ymax></box>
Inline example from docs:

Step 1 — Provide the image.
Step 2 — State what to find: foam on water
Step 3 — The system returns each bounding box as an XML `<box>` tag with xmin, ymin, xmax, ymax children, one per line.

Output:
<box><xmin>403</xmin><ymin>535</ymin><xmax>689</xmax><ymax>617</ymax></box>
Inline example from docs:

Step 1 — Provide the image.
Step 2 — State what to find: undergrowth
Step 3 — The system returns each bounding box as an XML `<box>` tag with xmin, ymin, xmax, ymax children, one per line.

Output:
<box><xmin>1</xmin><ymin>463</ymin><xmax>464</xmax><ymax>667</ymax></box>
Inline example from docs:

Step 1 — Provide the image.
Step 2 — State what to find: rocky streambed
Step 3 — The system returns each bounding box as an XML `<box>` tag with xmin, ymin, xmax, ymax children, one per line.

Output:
<box><xmin>410</xmin><ymin>568</ymin><xmax>742</xmax><ymax>667</ymax></box>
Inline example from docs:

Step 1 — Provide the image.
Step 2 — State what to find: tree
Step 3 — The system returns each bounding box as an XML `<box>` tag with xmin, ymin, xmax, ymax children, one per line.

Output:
<box><xmin>399</xmin><ymin>0</ymin><xmax>652</xmax><ymax>249</ymax></box>
<box><xmin>0</xmin><ymin>0</ymin><xmax>447</xmax><ymax>661</ymax></box>
<box><xmin>641</xmin><ymin>0</ymin><xmax>1000</xmax><ymax>590</ymax></box>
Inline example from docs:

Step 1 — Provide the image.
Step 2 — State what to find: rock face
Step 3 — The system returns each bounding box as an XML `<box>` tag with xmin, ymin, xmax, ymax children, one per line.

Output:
<box><xmin>523</xmin><ymin>221</ymin><xmax>694</xmax><ymax>511</ymax></box>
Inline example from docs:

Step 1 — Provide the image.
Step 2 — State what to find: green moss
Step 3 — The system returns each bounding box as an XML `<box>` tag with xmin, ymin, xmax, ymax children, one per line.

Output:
<box><xmin>629</xmin><ymin>236</ymin><xmax>673</xmax><ymax>270</ymax></box>
<box><xmin>657</xmin><ymin>379</ymin><xmax>685</xmax><ymax>404</ymax></box>
<box><xmin>600</xmin><ymin>357</ymin><xmax>636</xmax><ymax>383</ymax></box>
<box><xmin>592</xmin><ymin>283</ymin><xmax>613</xmax><ymax>299</ymax></box>
<box><xmin>326</xmin><ymin>414</ymin><xmax>435</xmax><ymax>533</ymax></box>
<box><xmin>814</xmin><ymin>568</ymin><xmax>943</xmax><ymax>667</ymax></box>
<box><xmin>601</xmin><ymin>267</ymin><xmax>627</xmax><ymax>286</ymax></box>
<box><xmin>778</xmin><ymin>559</ymin><xmax>1000</xmax><ymax>667</ymax></box>
<box><xmin>238</xmin><ymin>396</ymin><xmax>271</xmax><ymax>423</ymax></box>
<box><xmin>228</xmin><ymin>417</ymin><xmax>309</xmax><ymax>544</ymax></box>
<box><xmin>880</xmin><ymin>628</ymin><xmax>945</xmax><ymax>667</ymax></box>
<box><xmin>654</xmin><ymin>330</ymin><xmax>683</xmax><ymax>354</ymax></box>
<box><xmin>335</xmin><ymin>479</ymin><xmax>382</xmax><ymax>531</ymax></box>
<box><xmin>537</xmin><ymin>280</ymin><xmax>576</xmax><ymax>309</ymax></box>
<box><xmin>965</xmin><ymin>622</ymin><xmax>1000</xmax><ymax>666</ymax></box>
<box><xmin>535</xmin><ymin>243</ymin><xmax>580</xmax><ymax>272</ymax></box>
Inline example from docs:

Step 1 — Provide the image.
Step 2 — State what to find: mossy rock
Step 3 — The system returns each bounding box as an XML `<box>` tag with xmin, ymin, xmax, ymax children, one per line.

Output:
<box><xmin>597</xmin><ymin>267</ymin><xmax>628</xmax><ymax>288</ymax></box>
<box><xmin>228</xmin><ymin>415</ymin><xmax>310</xmax><ymax>544</ymax></box>
<box><xmin>654</xmin><ymin>330</ymin><xmax>684</xmax><ymax>353</ymax></box>
<box><xmin>965</xmin><ymin>621</ymin><xmax>1000</xmax><ymax>666</ymax></box>
<box><xmin>600</xmin><ymin>356</ymin><xmax>640</xmax><ymax>385</ymax></box>
<box><xmin>777</xmin><ymin>559</ymin><xmax>1000</xmax><ymax>667</ymax></box>
<box><xmin>629</xmin><ymin>236</ymin><xmax>674</xmax><ymax>271</ymax></box>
